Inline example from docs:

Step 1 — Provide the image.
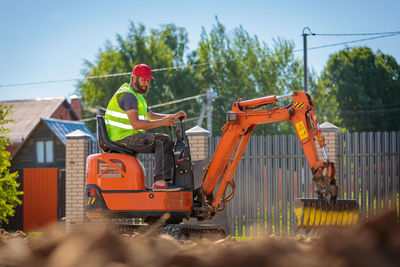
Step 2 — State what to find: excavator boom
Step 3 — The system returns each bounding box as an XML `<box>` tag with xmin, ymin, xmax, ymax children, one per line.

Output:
<box><xmin>196</xmin><ymin>91</ymin><xmax>358</xmax><ymax>229</ymax></box>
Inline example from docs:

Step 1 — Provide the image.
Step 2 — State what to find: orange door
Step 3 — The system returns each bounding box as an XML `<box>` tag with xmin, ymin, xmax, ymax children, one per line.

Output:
<box><xmin>23</xmin><ymin>168</ymin><xmax>58</xmax><ymax>231</ymax></box>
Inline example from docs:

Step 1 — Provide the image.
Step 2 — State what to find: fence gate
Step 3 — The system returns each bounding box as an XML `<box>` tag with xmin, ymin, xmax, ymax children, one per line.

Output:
<box><xmin>23</xmin><ymin>168</ymin><xmax>59</xmax><ymax>231</ymax></box>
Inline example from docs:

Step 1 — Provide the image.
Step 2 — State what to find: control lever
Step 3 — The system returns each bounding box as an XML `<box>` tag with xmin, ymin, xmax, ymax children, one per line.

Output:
<box><xmin>171</xmin><ymin>116</ymin><xmax>194</xmax><ymax>189</ymax></box>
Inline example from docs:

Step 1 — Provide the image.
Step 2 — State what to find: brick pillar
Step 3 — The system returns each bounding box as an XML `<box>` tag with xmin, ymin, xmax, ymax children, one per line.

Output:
<box><xmin>186</xmin><ymin>125</ymin><xmax>210</xmax><ymax>161</ymax></box>
<box><xmin>318</xmin><ymin>122</ymin><xmax>339</xmax><ymax>165</ymax></box>
<box><xmin>65</xmin><ymin>130</ymin><xmax>92</xmax><ymax>229</ymax></box>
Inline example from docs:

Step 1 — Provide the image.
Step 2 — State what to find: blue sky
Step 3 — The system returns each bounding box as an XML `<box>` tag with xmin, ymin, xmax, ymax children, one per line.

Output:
<box><xmin>1</xmin><ymin>0</ymin><xmax>399</xmax><ymax>101</ymax></box>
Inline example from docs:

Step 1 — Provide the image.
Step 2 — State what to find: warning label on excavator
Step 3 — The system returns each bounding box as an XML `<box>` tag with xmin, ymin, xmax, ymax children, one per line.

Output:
<box><xmin>296</xmin><ymin>121</ymin><xmax>308</xmax><ymax>140</ymax></box>
<box><xmin>294</xmin><ymin>102</ymin><xmax>305</xmax><ymax>109</ymax></box>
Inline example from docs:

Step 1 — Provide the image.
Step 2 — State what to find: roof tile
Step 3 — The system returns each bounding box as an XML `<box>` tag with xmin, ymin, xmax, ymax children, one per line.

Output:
<box><xmin>1</xmin><ymin>98</ymin><xmax>66</xmax><ymax>143</ymax></box>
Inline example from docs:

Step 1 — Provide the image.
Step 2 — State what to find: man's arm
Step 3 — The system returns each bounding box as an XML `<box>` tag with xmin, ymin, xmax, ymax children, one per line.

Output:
<box><xmin>126</xmin><ymin>109</ymin><xmax>175</xmax><ymax>130</ymax></box>
<box><xmin>119</xmin><ymin>93</ymin><xmax>186</xmax><ymax>129</ymax></box>
<box><xmin>148</xmin><ymin>109</ymin><xmax>187</xmax><ymax>121</ymax></box>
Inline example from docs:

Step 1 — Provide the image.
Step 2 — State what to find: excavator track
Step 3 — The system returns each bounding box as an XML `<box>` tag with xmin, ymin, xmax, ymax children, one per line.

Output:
<box><xmin>161</xmin><ymin>224</ymin><xmax>227</xmax><ymax>240</ymax></box>
<box><xmin>87</xmin><ymin>219</ymin><xmax>227</xmax><ymax>239</ymax></box>
<box><xmin>294</xmin><ymin>198</ymin><xmax>359</xmax><ymax>233</ymax></box>
<box><xmin>88</xmin><ymin>218</ymin><xmax>145</xmax><ymax>234</ymax></box>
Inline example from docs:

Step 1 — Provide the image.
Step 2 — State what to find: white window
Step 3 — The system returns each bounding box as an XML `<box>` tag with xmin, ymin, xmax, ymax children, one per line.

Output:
<box><xmin>36</xmin><ymin>141</ymin><xmax>44</xmax><ymax>163</ymax></box>
<box><xmin>36</xmin><ymin>140</ymin><xmax>54</xmax><ymax>163</ymax></box>
<box><xmin>45</xmin><ymin>140</ymin><xmax>54</xmax><ymax>163</ymax></box>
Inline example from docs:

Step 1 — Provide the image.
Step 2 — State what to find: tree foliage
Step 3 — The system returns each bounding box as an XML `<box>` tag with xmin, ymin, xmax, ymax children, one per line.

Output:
<box><xmin>322</xmin><ymin>47</ymin><xmax>400</xmax><ymax>132</ymax></box>
<box><xmin>77</xmin><ymin>19</ymin><xmax>347</xmax><ymax>136</ymax></box>
<box><xmin>195</xmin><ymin>19</ymin><xmax>309</xmax><ymax>135</ymax></box>
<box><xmin>307</xmin><ymin>72</ymin><xmax>340</xmax><ymax>126</ymax></box>
<box><xmin>0</xmin><ymin>103</ymin><xmax>22</xmax><ymax>226</ymax></box>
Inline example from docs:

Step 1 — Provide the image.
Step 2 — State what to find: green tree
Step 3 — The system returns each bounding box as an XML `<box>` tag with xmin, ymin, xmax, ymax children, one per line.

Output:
<box><xmin>195</xmin><ymin>19</ymin><xmax>307</xmax><ymax>136</ymax></box>
<box><xmin>322</xmin><ymin>47</ymin><xmax>400</xmax><ymax>131</ymax></box>
<box><xmin>0</xmin><ymin>103</ymin><xmax>22</xmax><ymax>226</ymax></box>
<box><xmin>307</xmin><ymin>71</ymin><xmax>340</xmax><ymax>125</ymax></box>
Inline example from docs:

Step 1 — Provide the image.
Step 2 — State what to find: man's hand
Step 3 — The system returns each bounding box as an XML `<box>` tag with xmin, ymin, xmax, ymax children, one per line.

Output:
<box><xmin>174</xmin><ymin>111</ymin><xmax>187</xmax><ymax>120</ymax></box>
<box><xmin>160</xmin><ymin>115</ymin><xmax>176</xmax><ymax>126</ymax></box>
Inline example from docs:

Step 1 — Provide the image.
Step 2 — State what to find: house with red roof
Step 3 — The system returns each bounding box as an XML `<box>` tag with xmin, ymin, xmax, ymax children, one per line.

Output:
<box><xmin>1</xmin><ymin>96</ymin><xmax>96</xmax><ymax>231</ymax></box>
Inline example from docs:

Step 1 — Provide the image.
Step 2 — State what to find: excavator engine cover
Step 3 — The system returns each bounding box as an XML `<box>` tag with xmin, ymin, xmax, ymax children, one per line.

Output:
<box><xmin>85</xmin><ymin>153</ymin><xmax>192</xmax><ymax>223</ymax></box>
<box><xmin>294</xmin><ymin>198</ymin><xmax>359</xmax><ymax>231</ymax></box>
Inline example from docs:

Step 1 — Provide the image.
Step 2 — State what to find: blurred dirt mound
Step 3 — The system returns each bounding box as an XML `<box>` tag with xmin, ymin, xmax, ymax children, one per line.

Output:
<box><xmin>319</xmin><ymin>210</ymin><xmax>400</xmax><ymax>267</ymax></box>
<box><xmin>0</xmin><ymin>210</ymin><xmax>399</xmax><ymax>267</ymax></box>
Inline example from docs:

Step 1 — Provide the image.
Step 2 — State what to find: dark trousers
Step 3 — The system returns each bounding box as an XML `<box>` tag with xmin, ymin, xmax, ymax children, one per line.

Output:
<box><xmin>115</xmin><ymin>133</ymin><xmax>174</xmax><ymax>182</ymax></box>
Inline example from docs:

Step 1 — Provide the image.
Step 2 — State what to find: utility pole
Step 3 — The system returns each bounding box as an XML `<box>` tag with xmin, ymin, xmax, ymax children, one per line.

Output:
<box><xmin>206</xmin><ymin>88</ymin><xmax>217</xmax><ymax>136</ymax></box>
<box><xmin>196</xmin><ymin>103</ymin><xmax>206</xmax><ymax>127</ymax></box>
<box><xmin>302</xmin><ymin>27</ymin><xmax>314</xmax><ymax>92</ymax></box>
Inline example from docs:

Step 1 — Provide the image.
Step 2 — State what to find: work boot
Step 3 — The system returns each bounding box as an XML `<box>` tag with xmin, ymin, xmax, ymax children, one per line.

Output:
<box><xmin>152</xmin><ymin>182</ymin><xmax>182</xmax><ymax>192</ymax></box>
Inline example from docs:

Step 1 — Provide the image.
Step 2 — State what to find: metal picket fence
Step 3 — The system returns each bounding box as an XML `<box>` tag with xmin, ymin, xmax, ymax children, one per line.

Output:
<box><xmin>210</xmin><ymin>131</ymin><xmax>400</xmax><ymax>237</ymax></box>
<box><xmin>338</xmin><ymin>132</ymin><xmax>400</xmax><ymax>219</ymax></box>
<box><xmin>138</xmin><ymin>131</ymin><xmax>400</xmax><ymax>237</ymax></box>
<box><xmin>209</xmin><ymin>135</ymin><xmax>315</xmax><ymax>236</ymax></box>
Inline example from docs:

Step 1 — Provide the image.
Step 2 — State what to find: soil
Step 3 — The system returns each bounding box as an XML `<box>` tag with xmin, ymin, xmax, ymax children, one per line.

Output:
<box><xmin>0</xmin><ymin>210</ymin><xmax>399</xmax><ymax>267</ymax></box>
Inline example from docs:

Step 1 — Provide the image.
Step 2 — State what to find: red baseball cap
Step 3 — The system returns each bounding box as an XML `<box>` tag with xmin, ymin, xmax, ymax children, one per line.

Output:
<box><xmin>132</xmin><ymin>64</ymin><xmax>155</xmax><ymax>80</ymax></box>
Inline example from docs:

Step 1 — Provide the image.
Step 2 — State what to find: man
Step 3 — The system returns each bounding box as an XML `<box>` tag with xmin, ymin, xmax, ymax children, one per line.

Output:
<box><xmin>105</xmin><ymin>64</ymin><xmax>186</xmax><ymax>191</ymax></box>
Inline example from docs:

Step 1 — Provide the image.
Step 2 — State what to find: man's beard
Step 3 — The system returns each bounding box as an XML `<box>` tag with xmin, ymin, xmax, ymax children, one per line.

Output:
<box><xmin>134</xmin><ymin>80</ymin><xmax>148</xmax><ymax>94</ymax></box>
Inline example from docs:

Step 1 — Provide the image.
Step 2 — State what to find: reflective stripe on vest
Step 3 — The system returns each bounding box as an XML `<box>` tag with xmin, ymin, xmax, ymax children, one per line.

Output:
<box><xmin>105</xmin><ymin>119</ymin><xmax>133</xmax><ymax>129</ymax></box>
<box><xmin>105</xmin><ymin>83</ymin><xmax>148</xmax><ymax>141</ymax></box>
<box><xmin>105</xmin><ymin>110</ymin><xmax>146</xmax><ymax>120</ymax></box>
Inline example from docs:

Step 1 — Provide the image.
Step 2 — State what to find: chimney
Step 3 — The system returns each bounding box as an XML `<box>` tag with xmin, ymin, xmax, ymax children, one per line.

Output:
<box><xmin>70</xmin><ymin>95</ymin><xmax>82</xmax><ymax>120</ymax></box>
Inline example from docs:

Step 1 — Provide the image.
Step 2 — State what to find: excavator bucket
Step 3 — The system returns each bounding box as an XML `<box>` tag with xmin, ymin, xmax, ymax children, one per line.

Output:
<box><xmin>294</xmin><ymin>199</ymin><xmax>359</xmax><ymax>231</ymax></box>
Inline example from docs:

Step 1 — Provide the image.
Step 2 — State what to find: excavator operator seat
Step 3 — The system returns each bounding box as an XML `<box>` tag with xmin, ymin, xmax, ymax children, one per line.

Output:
<box><xmin>96</xmin><ymin>115</ymin><xmax>137</xmax><ymax>156</ymax></box>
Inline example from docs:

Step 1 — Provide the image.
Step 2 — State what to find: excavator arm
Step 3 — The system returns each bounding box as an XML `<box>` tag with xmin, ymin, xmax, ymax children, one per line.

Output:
<box><xmin>195</xmin><ymin>91</ymin><xmax>340</xmax><ymax>221</ymax></box>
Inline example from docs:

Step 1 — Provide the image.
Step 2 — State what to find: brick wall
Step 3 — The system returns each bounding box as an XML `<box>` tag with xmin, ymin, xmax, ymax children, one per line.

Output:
<box><xmin>51</xmin><ymin>101</ymin><xmax>78</xmax><ymax>121</ymax></box>
<box><xmin>188</xmin><ymin>135</ymin><xmax>208</xmax><ymax>161</ymax></box>
<box><xmin>70</xmin><ymin>96</ymin><xmax>82</xmax><ymax>120</ymax></box>
<box><xmin>186</xmin><ymin>126</ymin><xmax>210</xmax><ymax>161</ymax></box>
<box><xmin>65</xmin><ymin>131</ymin><xmax>91</xmax><ymax>229</ymax></box>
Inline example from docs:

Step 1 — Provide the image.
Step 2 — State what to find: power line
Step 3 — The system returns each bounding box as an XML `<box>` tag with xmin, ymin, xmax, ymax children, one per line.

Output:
<box><xmin>309</xmin><ymin>33</ymin><xmax>399</xmax><ymax>51</ymax></box>
<box><xmin>90</xmin><ymin>92</ymin><xmax>207</xmax><ymax>112</ymax></box>
<box><xmin>80</xmin><ymin>115</ymin><xmax>199</xmax><ymax>123</ymax></box>
<box><xmin>313</xmin><ymin>30</ymin><xmax>400</xmax><ymax>36</ymax></box>
<box><xmin>81</xmin><ymin>92</ymin><xmax>208</xmax><ymax>121</ymax></box>
<box><xmin>294</xmin><ymin>32</ymin><xmax>400</xmax><ymax>52</ymax></box>
<box><xmin>79</xmin><ymin>117</ymin><xmax>98</xmax><ymax>122</ymax></box>
<box><xmin>0</xmin><ymin>60</ymin><xmax>232</xmax><ymax>88</ymax></box>
<box><xmin>1</xmin><ymin>31</ymin><xmax>400</xmax><ymax>88</ymax></box>
<box><xmin>149</xmin><ymin>93</ymin><xmax>206</xmax><ymax>108</ymax></box>
<box><xmin>339</xmin><ymin>106</ymin><xmax>400</xmax><ymax>115</ymax></box>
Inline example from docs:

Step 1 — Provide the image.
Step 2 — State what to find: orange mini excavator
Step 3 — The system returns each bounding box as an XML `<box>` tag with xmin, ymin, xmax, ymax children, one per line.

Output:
<box><xmin>85</xmin><ymin>91</ymin><xmax>359</xmax><ymax>236</ymax></box>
